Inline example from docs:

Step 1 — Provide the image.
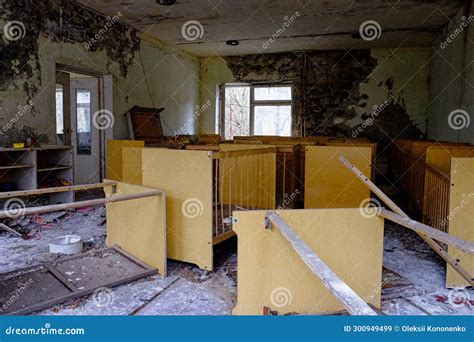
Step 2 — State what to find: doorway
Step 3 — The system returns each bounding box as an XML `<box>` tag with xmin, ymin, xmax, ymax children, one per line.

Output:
<box><xmin>55</xmin><ymin>67</ymin><xmax>113</xmax><ymax>185</ymax></box>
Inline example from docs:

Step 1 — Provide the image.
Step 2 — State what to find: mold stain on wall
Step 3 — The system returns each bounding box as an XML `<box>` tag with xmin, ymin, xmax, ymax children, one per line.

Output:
<box><xmin>222</xmin><ymin>49</ymin><xmax>426</xmax><ymax>146</ymax></box>
<box><xmin>1</xmin><ymin>0</ymin><xmax>140</xmax><ymax>96</ymax></box>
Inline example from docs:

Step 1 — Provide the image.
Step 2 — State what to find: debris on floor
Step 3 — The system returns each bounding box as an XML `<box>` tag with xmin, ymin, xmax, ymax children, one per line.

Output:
<box><xmin>0</xmin><ymin>245</ymin><xmax>155</xmax><ymax>315</ymax></box>
<box><xmin>0</xmin><ymin>205</ymin><xmax>472</xmax><ymax>316</ymax></box>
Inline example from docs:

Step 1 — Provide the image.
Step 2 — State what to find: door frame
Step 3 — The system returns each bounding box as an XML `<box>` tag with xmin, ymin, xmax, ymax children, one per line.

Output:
<box><xmin>55</xmin><ymin>64</ymin><xmax>113</xmax><ymax>182</ymax></box>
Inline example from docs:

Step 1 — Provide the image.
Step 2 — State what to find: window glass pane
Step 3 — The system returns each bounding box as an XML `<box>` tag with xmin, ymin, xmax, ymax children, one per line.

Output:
<box><xmin>254</xmin><ymin>86</ymin><xmax>292</xmax><ymax>101</ymax></box>
<box><xmin>254</xmin><ymin>105</ymin><xmax>292</xmax><ymax>136</ymax></box>
<box><xmin>224</xmin><ymin>86</ymin><xmax>250</xmax><ymax>139</ymax></box>
<box><xmin>55</xmin><ymin>85</ymin><xmax>64</xmax><ymax>138</ymax></box>
<box><xmin>76</xmin><ymin>90</ymin><xmax>91</xmax><ymax>155</ymax></box>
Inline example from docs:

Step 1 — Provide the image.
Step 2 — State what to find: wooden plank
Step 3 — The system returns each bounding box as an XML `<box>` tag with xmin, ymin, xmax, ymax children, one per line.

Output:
<box><xmin>0</xmin><ymin>182</ymin><xmax>116</xmax><ymax>199</ymax></box>
<box><xmin>378</xmin><ymin>209</ymin><xmax>474</xmax><ymax>255</ymax></box>
<box><xmin>106</xmin><ymin>140</ymin><xmax>145</xmax><ymax>181</ymax></box>
<box><xmin>446</xmin><ymin>158</ymin><xmax>474</xmax><ymax>287</ymax></box>
<box><xmin>0</xmin><ymin>223</ymin><xmax>22</xmax><ymax>237</ymax></box>
<box><xmin>141</xmin><ymin>148</ymin><xmax>214</xmax><ymax>271</ymax></box>
<box><xmin>268</xmin><ymin>212</ymin><xmax>377</xmax><ymax>315</ymax></box>
<box><xmin>339</xmin><ymin>156</ymin><xmax>474</xmax><ymax>287</ymax></box>
<box><xmin>304</xmin><ymin>146</ymin><xmax>372</xmax><ymax>208</ymax></box>
<box><xmin>105</xmin><ymin>182</ymin><xmax>167</xmax><ymax>276</ymax></box>
<box><xmin>0</xmin><ymin>190</ymin><xmax>163</xmax><ymax>219</ymax></box>
<box><xmin>232</xmin><ymin>208</ymin><xmax>384</xmax><ymax>315</ymax></box>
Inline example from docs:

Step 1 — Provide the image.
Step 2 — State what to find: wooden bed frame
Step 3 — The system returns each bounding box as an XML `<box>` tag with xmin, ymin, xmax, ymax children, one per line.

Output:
<box><xmin>114</xmin><ymin>145</ymin><xmax>277</xmax><ymax>270</ymax></box>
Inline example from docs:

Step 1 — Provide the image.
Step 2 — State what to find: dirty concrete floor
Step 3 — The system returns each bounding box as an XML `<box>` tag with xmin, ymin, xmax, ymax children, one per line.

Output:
<box><xmin>0</xmin><ymin>204</ymin><xmax>472</xmax><ymax>316</ymax></box>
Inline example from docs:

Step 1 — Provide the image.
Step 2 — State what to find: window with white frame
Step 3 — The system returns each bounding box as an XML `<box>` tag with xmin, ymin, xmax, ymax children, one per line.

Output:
<box><xmin>219</xmin><ymin>84</ymin><xmax>292</xmax><ymax>140</ymax></box>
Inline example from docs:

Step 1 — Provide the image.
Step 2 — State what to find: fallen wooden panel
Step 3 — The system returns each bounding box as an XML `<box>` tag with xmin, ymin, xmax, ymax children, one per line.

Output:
<box><xmin>304</xmin><ymin>146</ymin><xmax>372</xmax><ymax>208</ymax></box>
<box><xmin>105</xmin><ymin>181</ymin><xmax>167</xmax><ymax>276</ymax></box>
<box><xmin>106</xmin><ymin>140</ymin><xmax>145</xmax><ymax>181</ymax></box>
<box><xmin>141</xmin><ymin>148</ymin><xmax>214</xmax><ymax>271</ymax></box>
<box><xmin>447</xmin><ymin>158</ymin><xmax>474</xmax><ymax>288</ymax></box>
<box><xmin>267</xmin><ymin>212</ymin><xmax>377</xmax><ymax>315</ymax></box>
<box><xmin>0</xmin><ymin>246</ymin><xmax>156</xmax><ymax>315</ymax></box>
<box><xmin>232</xmin><ymin>209</ymin><xmax>384</xmax><ymax>315</ymax></box>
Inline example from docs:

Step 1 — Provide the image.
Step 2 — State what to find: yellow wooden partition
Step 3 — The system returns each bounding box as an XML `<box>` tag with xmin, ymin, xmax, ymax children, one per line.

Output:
<box><xmin>139</xmin><ymin>147</ymin><xmax>277</xmax><ymax>271</ymax></box>
<box><xmin>105</xmin><ymin>181</ymin><xmax>167</xmax><ymax>276</ymax></box>
<box><xmin>141</xmin><ymin>148</ymin><xmax>214</xmax><ymax>271</ymax></box>
<box><xmin>232</xmin><ymin>208</ymin><xmax>384</xmax><ymax>315</ymax></box>
<box><xmin>122</xmin><ymin>147</ymin><xmax>144</xmax><ymax>185</ymax></box>
<box><xmin>447</xmin><ymin>158</ymin><xmax>474</xmax><ymax>288</ymax></box>
<box><xmin>106</xmin><ymin>140</ymin><xmax>144</xmax><ymax>181</ymax></box>
<box><xmin>304</xmin><ymin>146</ymin><xmax>372</xmax><ymax>208</ymax></box>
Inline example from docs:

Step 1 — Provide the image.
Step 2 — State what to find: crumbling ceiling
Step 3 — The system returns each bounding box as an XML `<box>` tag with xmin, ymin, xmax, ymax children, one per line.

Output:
<box><xmin>77</xmin><ymin>0</ymin><xmax>465</xmax><ymax>56</ymax></box>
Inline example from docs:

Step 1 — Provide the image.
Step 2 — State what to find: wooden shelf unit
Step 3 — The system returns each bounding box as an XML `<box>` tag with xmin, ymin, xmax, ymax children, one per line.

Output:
<box><xmin>0</xmin><ymin>145</ymin><xmax>74</xmax><ymax>203</ymax></box>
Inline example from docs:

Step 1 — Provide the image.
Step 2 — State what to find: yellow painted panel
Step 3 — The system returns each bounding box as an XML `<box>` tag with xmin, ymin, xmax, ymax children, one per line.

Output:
<box><xmin>106</xmin><ymin>140</ymin><xmax>144</xmax><ymax>181</ymax></box>
<box><xmin>141</xmin><ymin>148</ymin><xmax>214</xmax><ymax>271</ymax></box>
<box><xmin>232</xmin><ymin>209</ymin><xmax>384</xmax><ymax>315</ymax></box>
<box><xmin>122</xmin><ymin>147</ymin><xmax>144</xmax><ymax>185</ymax></box>
<box><xmin>105</xmin><ymin>181</ymin><xmax>166</xmax><ymax>276</ymax></box>
<box><xmin>426</xmin><ymin>146</ymin><xmax>474</xmax><ymax>175</ymax></box>
<box><xmin>304</xmin><ymin>146</ymin><xmax>372</xmax><ymax>208</ymax></box>
<box><xmin>446</xmin><ymin>158</ymin><xmax>474</xmax><ymax>287</ymax></box>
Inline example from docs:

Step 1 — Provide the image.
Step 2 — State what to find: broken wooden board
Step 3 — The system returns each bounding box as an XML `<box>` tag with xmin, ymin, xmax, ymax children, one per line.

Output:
<box><xmin>0</xmin><ymin>246</ymin><xmax>156</xmax><ymax>315</ymax></box>
<box><xmin>105</xmin><ymin>181</ymin><xmax>166</xmax><ymax>276</ymax></box>
<box><xmin>106</xmin><ymin>140</ymin><xmax>144</xmax><ymax>181</ymax></box>
<box><xmin>447</xmin><ymin>158</ymin><xmax>474</xmax><ymax>288</ymax></box>
<box><xmin>304</xmin><ymin>146</ymin><xmax>372</xmax><ymax>208</ymax></box>
<box><xmin>141</xmin><ymin>148</ymin><xmax>214</xmax><ymax>271</ymax></box>
<box><xmin>232</xmin><ymin>208</ymin><xmax>384</xmax><ymax>315</ymax></box>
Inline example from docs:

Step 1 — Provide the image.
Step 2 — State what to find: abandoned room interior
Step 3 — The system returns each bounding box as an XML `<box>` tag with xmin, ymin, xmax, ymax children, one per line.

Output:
<box><xmin>0</xmin><ymin>0</ymin><xmax>473</xmax><ymax>318</ymax></box>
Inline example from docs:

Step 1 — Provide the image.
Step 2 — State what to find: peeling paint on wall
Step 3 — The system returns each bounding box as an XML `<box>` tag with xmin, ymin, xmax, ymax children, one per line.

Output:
<box><xmin>199</xmin><ymin>47</ymin><xmax>429</xmax><ymax>151</ymax></box>
<box><xmin>0</xmin><ymin>0</ymin><xmax>200</xmax><ymax>145</ymax></box>
<box><xmin>0</xmin><ymin>0</ymin><xmax>140</xmax><ymax>99</ymax></box>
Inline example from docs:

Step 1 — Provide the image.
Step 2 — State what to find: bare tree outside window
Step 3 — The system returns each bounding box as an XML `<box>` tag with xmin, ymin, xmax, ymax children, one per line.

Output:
<box><xmin>220</xmin><ymin>84</ymin><xmax>292</xmax><ymax>139</ymax></box>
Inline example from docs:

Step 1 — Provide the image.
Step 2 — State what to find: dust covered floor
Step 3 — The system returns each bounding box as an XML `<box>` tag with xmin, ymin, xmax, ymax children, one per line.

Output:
<box><xmin>0</xmin><ymin>205</ymin><xmax>471</xmax><ymax>315</ymax></box>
